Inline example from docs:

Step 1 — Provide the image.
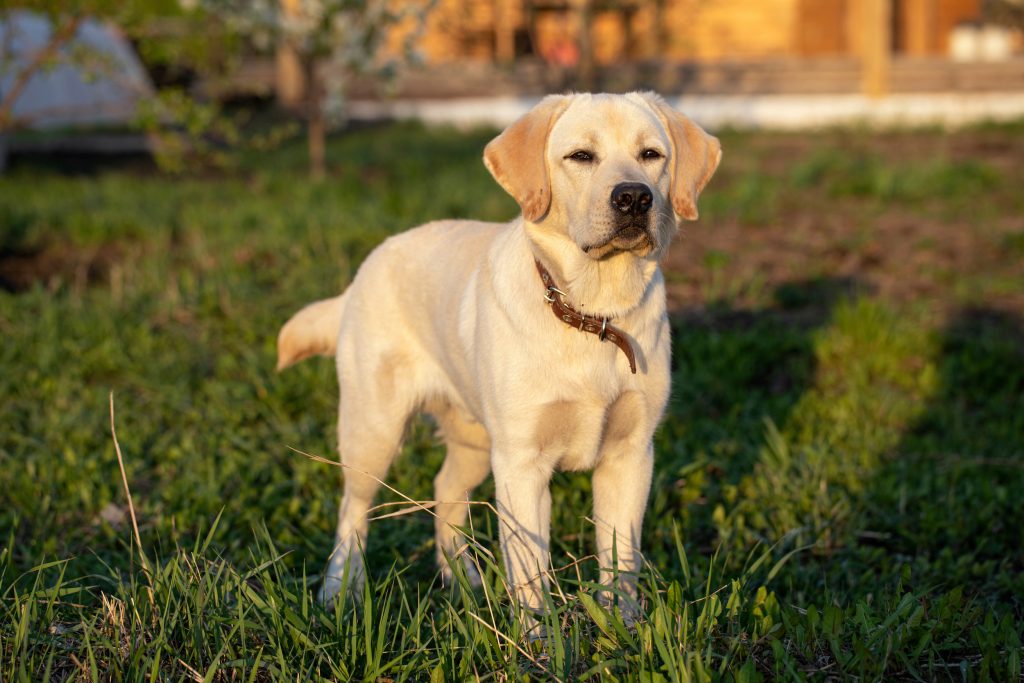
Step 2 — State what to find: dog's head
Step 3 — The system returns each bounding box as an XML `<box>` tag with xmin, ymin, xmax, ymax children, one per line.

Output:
<box><xmin>484</xmin><ymin>92</ymin><xmax>721</xmax><ymax>261</ymax></box>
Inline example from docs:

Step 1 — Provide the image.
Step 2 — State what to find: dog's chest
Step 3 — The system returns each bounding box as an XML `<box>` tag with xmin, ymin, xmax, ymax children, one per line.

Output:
<box><xmin>532</xmin><ymin>391</ymin><xmax>645</xmax><ymax>471</ymax></box>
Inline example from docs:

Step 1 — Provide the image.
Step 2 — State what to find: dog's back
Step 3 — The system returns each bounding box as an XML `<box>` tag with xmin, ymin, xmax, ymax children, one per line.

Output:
<box><xmin>277</xmin><ymin>219</ymin><xmax>504</xmax><ymax>374</ymax></box>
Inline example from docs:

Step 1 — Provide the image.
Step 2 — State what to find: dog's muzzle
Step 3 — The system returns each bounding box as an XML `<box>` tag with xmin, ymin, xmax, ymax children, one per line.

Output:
<box><xmin>582</xmin><ymin>182</ymin><xmax>658</xmax><ymax>257</ymax></box>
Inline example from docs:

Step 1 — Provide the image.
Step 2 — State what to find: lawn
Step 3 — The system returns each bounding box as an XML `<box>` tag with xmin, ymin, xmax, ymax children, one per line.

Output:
<box><xmin>1</xmin><ymin>120</ymin><xmax>1022</xmax><ymax>681</ymax></box>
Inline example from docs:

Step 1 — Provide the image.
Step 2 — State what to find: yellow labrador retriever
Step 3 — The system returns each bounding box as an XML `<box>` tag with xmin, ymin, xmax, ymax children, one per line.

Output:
<box><xmin>277</xmin><ymin>91</ymin><xmax>721</xmax><ymax>616</ymax></box>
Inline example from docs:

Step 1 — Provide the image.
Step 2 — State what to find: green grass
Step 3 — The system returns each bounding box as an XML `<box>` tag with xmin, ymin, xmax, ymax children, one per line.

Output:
<box><xmin>1</xmin><ymin>122</ymin><xmax>1022</xmax><ymax>681</ymax></box>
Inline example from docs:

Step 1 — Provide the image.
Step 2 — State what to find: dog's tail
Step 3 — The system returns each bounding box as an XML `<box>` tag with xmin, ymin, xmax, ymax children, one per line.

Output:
<box><xmin>276</xmin><ymin>291</ymin><xmax>349</xmax><ymax>371</ymax></box>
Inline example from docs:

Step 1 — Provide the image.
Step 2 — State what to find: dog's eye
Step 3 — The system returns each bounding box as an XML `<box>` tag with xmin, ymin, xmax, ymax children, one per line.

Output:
<box><xmin>641</xmin><ymin>148</ymin><xmax>663</xmax><ymax>160</ymax></box>
<box><xmin>567</xmin><ymin>150</ymin><xmax>594</xmax><ymax>162</ymax></box>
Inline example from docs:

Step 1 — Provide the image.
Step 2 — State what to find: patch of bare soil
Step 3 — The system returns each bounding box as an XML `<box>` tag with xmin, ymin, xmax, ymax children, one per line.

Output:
<box><xmin>0</xmin><ymin>242</ymin><xmax>124</xmax><ymax>293</ymax></box>
<box><xmin>663</xmin><ymin>128</ymin><xmax>1024</xmax><ymax>316</ymax></box>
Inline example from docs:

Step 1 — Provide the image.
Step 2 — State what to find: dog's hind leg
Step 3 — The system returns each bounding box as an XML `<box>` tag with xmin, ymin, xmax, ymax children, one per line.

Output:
<box><xmin>318</xmin><ymin>355</ymin><xmax>416</xmax><ymax>606</ymax></box>
<box><xmin>433</xmin><ymin>407</ymin><xmax>491</xmax><ymax>587</ymax></box>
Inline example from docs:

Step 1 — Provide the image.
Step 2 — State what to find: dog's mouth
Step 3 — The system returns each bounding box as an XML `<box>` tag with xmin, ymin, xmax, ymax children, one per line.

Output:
<box><xmin>583</xmin><ymin>224</ymin><xmax>652</xmax><ymax>259</ymax></box>
<box><xmin>614</xmin><ymin>225</ymin><xmax>647</xmax><ymax>243</ymax></box>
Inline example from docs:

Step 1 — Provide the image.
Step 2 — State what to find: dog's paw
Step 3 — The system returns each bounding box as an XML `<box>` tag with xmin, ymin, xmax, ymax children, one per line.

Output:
<box><xmin>439</xmin><ymin>555</ymin><xmax>484</xmax><ymax>589</ymax></box>
<box><xmin>516</xmin><ymin>608</ymin><xmax>548</xmax><ymax>645</ymax></box>
<box><xmin>616</xmin><ymin>600</ymin><xmax>644</xmax><ymax>629</ymax></box>
<box><xmin>317</xmin><ymin>574</ymin><xmax>367</xmax><ymax>608</ymax></box>
<box><xmin>317</xmin><ymin>576</ymin><xmax>344</xmax><ymax>606</ymax></box>
<box><xmin>597</xmin><ymin>592</ymin><xmax>644</xmax><ymax>628</ymax></box>
<box><xmin>318</xmin><ymin>548</ymin><xmax>365</xmax><ymax>607</ymax></box>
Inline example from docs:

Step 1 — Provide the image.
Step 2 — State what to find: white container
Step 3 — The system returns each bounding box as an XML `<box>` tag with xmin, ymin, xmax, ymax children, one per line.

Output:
<box><xmin>949</xmin><ymin>23</ymin><xmax>980</xmax><ymax>62</ymax></box>
<box><xmin>978</xmin><ymin>25</ymin><xmax>1014</xmax><ymax>61</ymax></box>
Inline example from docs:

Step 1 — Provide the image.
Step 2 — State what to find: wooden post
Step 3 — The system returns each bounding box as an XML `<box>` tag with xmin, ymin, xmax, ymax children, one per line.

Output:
<box><xmin>903</xmin><ymin>0</ymin><xmax>935</xmax><ymax>55</ymax></box>
<box><xmin>276</xmin><ymin>0</ymin><xmax>305</xmax><ymax>108</ymax></box>
<box><xmin>862</xmin><ymin>0</ymin><xmax>891</xmax><ymax>98</ymax></box>
<box><xmin>572</xmin><ymin>0</ymin><xmax>595</xmax><ymax>90</ymax></box>
<box><xmin>654</xmin><ymin>0</ymin><xmax>668</xmax><ymax>57</ymax></box>
<box><xmin>495</xmin><ymin>0</ymin><xmax>516</xmax><ymax>63</ymax></box>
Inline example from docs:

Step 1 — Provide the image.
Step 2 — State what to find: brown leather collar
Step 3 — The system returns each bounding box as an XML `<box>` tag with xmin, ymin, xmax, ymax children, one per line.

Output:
<box><xmin>534</xmin><ymin>259</ymin><xmax>637</xmax><ymax>374</ymax></box>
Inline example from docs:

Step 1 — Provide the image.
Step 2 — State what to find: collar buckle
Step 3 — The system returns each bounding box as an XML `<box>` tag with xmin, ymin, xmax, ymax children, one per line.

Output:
<box><xmin>544</xmin><ymin>285</ymin><xmax>566</xmax><ymax>304</ymax></box>
<box><xmin>533</xmin><ymin>259</ymin><xmax>638</xmax><ymax>374</ymax></box>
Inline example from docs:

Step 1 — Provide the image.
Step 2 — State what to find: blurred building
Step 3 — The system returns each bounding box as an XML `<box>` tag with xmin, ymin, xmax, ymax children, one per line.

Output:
<box><xmin>260</xmin><ymin>0</ymin><xmax>1024</xmax><ymax>125</ymax></box>
<box><xmin>416</xmin><ymin>0</ymin><xmax>1015</xmax><ymax>64</ymax></box>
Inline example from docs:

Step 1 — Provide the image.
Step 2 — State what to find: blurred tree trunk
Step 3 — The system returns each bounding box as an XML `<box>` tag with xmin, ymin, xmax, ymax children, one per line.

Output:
<box><xmin>277</xmin><ymin>0</ymin><xmax>322</xmax><ymax>178</ymax></box>
<box><xmin>276</xmin><ymin>0</ymin><xmax>304</xmax><ymax>108</ymax></box>
<box><xmin>275</xmin><ymin>42</ymin><xmax>306</xmax><ymax>109</ymax></box>
<box><xmin>303</xmin><ymin>55</ymin><xmax>326</xmax><ymax>180</ymax></box>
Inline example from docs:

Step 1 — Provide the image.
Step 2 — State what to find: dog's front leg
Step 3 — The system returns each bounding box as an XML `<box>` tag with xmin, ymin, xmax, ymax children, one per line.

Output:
<box><xmin>592</xmin><ymin>442</ymin><xmax>654</xmax><ymax>622</ymax></box>
<box><xmin>491</xmin><ymin>451</ymin><xmax>553</xmax><ymax>615</ymax></box>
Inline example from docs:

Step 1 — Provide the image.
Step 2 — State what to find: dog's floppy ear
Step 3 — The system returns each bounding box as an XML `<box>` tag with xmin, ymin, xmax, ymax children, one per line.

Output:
<box><xmin>641</xmin><ymin>93</ymin><xmax>722</xmax><ymax>221</ymax></box>
<box><xmin>483</xmin><ymin>95</ymin><xmax>571</xmax><ymax>223</ymax></box>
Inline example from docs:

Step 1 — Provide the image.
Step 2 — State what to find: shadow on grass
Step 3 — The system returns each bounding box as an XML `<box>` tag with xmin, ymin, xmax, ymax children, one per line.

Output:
<box><xmin>863</xmin><ymin>307</ymin><xmax>1024</xmax><ymax>609</ymax></box>
<box><xmin>625</xmin><ymin>277</ymin><xmax>872</xmax><ymax>569</ymax></box>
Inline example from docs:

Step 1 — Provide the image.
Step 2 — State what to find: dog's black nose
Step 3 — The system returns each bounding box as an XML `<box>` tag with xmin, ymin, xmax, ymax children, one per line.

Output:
<box><xmin>611</xmin><ymin>183</ymin><xmax>653</xmax><ymax>216</ymax></box>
